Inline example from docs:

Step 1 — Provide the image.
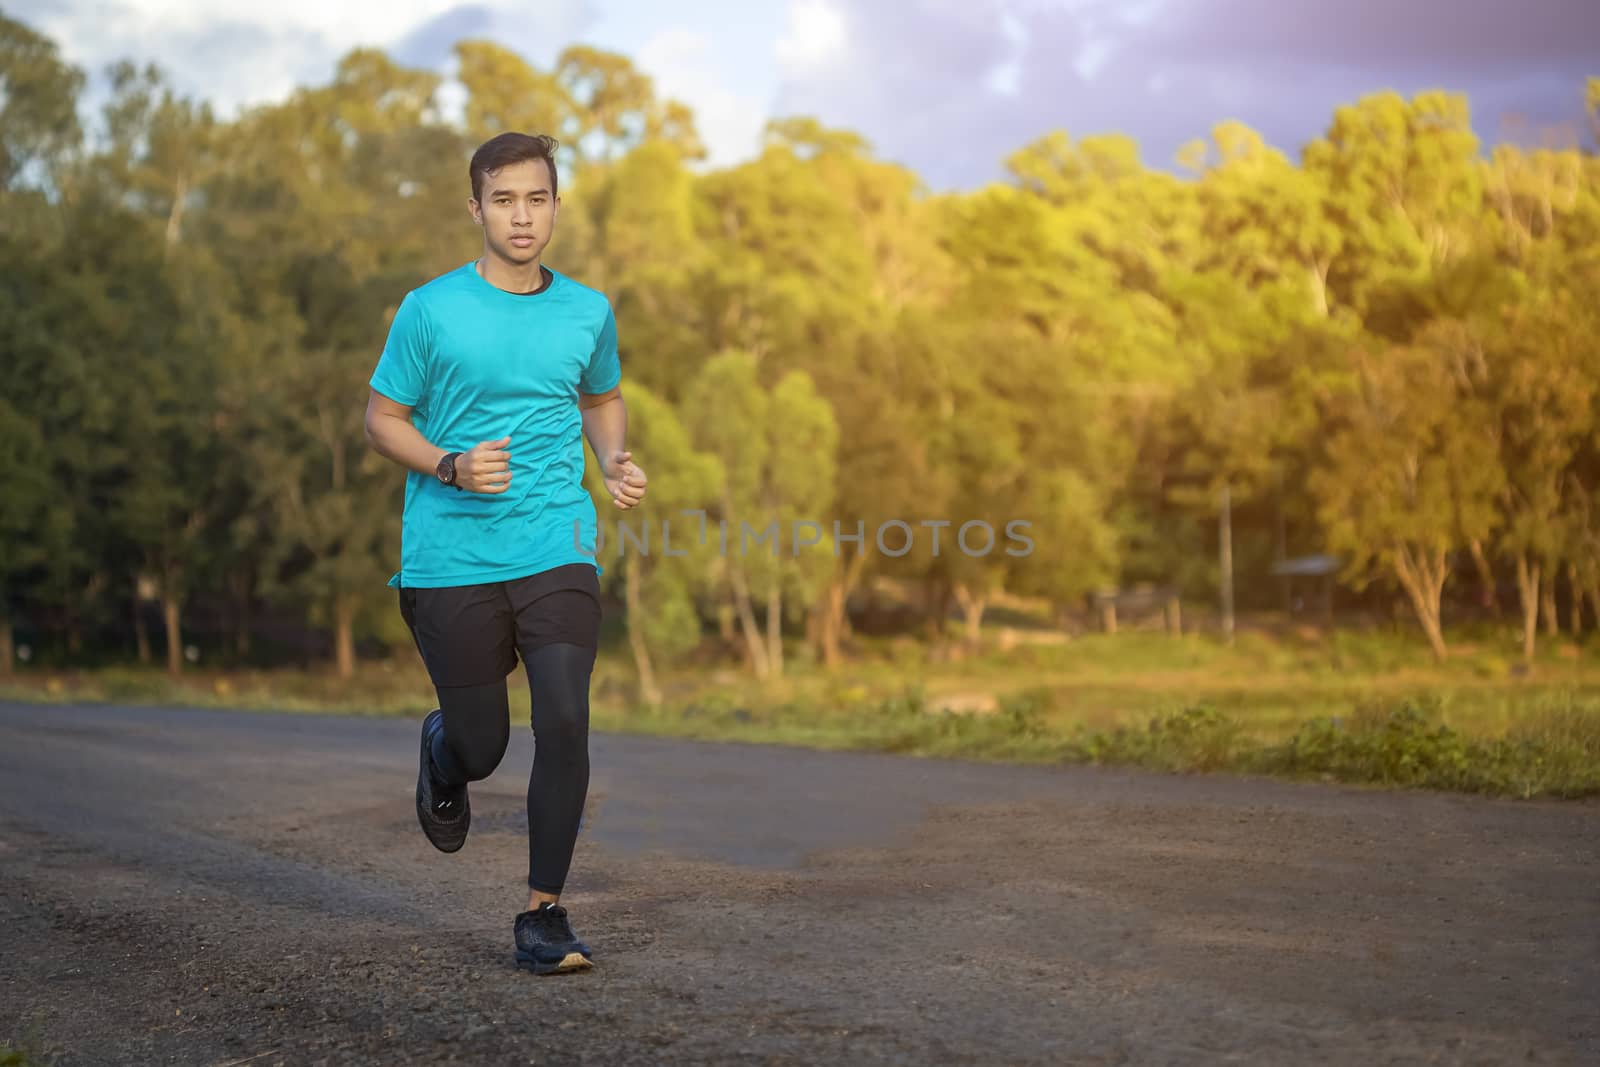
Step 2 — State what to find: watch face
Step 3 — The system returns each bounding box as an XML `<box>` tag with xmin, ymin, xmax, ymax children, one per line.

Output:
<box><xmin>436</xmin><ymin>454</ymin><xmax>455</xmax><ymax>484</ymax></box>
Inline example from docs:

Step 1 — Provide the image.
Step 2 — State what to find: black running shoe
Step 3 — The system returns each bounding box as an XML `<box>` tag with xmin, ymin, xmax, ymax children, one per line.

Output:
<box><xmin>416</xmin><ymin>709</ymin><xmax>469</xmax><ymax>853</ymax></box>
<box><xmin>514</xmin><ymin>903</ymin><xmax>594</xmax><ymax>975</ymax></box>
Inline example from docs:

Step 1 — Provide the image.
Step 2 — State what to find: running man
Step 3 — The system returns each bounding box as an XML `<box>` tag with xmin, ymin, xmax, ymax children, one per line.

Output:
<box><xmin>364</xmin><ymin>131</ymin><xmax>647</xmax><ymax>976</ymax></box>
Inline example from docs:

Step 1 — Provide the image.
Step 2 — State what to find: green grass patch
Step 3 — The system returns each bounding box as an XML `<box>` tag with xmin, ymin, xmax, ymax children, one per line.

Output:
<box><xmin>1253</xmin><ymin>696</ymin><xmax>1600</xmax><ymax>797</ymax></box>
<box><xmin>5</xmin><ymin>628</ymin><xmax>1599</xmax><ymax>799</ymax></box>
<box><xmin>591</xmin><ymin>688</ymin><xmax>1600</xmax><ymax>798</ymax></box>
<box><xmin>1</xmin><ymin>1038</ymin><xmax>45</xmax><ymax>1066</ymax></box>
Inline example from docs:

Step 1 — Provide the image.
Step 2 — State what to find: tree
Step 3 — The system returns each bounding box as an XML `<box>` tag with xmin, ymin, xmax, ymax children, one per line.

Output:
<box><xmin>740</xmin><ymin>125</ymin><xmax>954</xmax><ymax>664</ymax></box>
<box><xmin>555</xmin><ymin>45</ymin><xmax>703</xmax><ymax>165</ymax></box>
<box><xmin>1003</xmin><ymin>470</ymin><xmax>1119</xmax><ymax>613</ymax></box>
<box><xmin>691</xmin><ymin>129</ymin><xmax>875</xmax><ymax>368</ymax></box>
<box><xmin>454</xmin><ymin>41</ymin><xmax>575</xmax><ymax>148</ymax></box>
<box><xmin>1490</xmin><ymin>284</ymin><xmax>1597</xmax><ymax>656</ymax></box>
<box><xmin>679</xmin><ymin>351</ymin><xmax>839</xmax><ymax>679</ymax></box>
<box><xmin>89</xmin><ymin>64</ymin><xmax>254</xmax><ymax>670</ymax></box>
<box><xmin>1183</xmin><ymin>121</ymin><xmax>1343</xmax><ymax>317</ymax></box>
<box><xmin>0</xmin><ymin>16</ymin><xmax>85</xmax><ymax>667</ymax></box>
<box><xmin>574</xmin><ymin>138</ymin><xmax>706</xmax><ymax>388</ymax></box>
<box><xmin>1304</xmin><ymin>91</ymin><xmax>1483</xmax><ymax>318</ymax></box>
<box><xmin>0</xmin><ymin>12</ymin><xmax>83</xmax><ymax>189</ymax></box>
<box><xmin>921</xmin><ymin>137</ymin><xmax>1169</xmax><ymax>634</ymax></box>
<box><xmin>1483</xmin><ymin>145</ymin><xmax>1583</xmax><ymax>263</ymax></box>
<box><xmin>684</xmin><ymin>351</ymin><xmax>773</xmax><ymax>675</ymax></box>
<box><xmin>751</xmin><ymin>370</ymin><xmax>838</xmax><ymax>677</ymax></box>
<box><xmin>1312</xmin><ymin>331</ymin><xmax>1502</xmax><ymax>660</ymax></box>
<box><xmin>0</xmin><ymin>242</ymin><xmax>88</xmax><ymax>671</ymax></box>
<box><xmin>60</xmin><ymin>196</ymin><xmax>211</xmax><ymax>674</ymax></box>
<box><xmin>585</xmin><ymin>385</ymin><xmax>721</xmax><ymax>706</ymax></box>
<box><xmin>206</xmin><ymin>50</ymin><xmax>456</xmax><ymax>676</ymax></box>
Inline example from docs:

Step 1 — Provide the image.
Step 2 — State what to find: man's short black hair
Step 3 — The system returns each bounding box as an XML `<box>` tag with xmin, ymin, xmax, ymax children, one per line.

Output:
<box><xmin>470</xmin><ymin>132</ymin><xmax>560</xmax><ymax>202</ymax></box>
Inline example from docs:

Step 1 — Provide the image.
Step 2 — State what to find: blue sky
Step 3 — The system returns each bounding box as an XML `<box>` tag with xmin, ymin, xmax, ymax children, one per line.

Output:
<box><xmin>11</xmin><ymin>0</ymin><xmax>1599</xmax><ymax>190</ymax></box>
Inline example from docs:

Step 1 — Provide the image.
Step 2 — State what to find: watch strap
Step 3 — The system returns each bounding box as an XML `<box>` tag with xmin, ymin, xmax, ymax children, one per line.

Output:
<box><xmin>438</xmin><ymin>451</ymin><xmax>463</xmax><ymax>489</ymax></box>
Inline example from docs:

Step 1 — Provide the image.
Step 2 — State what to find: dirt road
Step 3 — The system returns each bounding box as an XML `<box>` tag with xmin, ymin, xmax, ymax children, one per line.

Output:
<box><xmin>1</xmin><ymin>701</ymin><xmax>1595</xmax><ymax>1065</ymax></box>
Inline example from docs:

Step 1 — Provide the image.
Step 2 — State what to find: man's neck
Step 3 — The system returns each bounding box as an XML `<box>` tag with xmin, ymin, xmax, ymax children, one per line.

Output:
<box><xmin>477</xmin><ymin>253</ymin><xmax>548</xmax><ymax>294</ymax></box>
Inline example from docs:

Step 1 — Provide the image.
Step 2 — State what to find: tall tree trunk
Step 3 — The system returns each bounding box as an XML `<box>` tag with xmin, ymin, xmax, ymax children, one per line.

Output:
<box><xmin>820</xmin><ymin>576</ymin><xmax>846</xmax><ymax>668</ymax></box>
<box><xmin>1515</xmin><ymin>553</ymin><xmax>1539</xmax><ymax>662</ymax></box>
<box><xmin>73</xmin><ymin>572</ymin><xmax>106</xmax><ymax>660</ymax></box>
<box><xmin>0</xmin><ymin>615</ymin><xmax>12</xmax><ymax>676</ymax></box>
<box><xmin>1219</xmin><ymin>482</ymin><xmax>1235</xmax><ymax>644</ymax></box>
<box><xmin>716</xmin><ymin>588</ymin><xmax>737</xmax><ymax>647</ymax></box>
<box><xmin>925</xmin><ymin>577</ymin><xmax>953</xmax><ymax>640</ymax></box>
<box><xmin>163</xmin><ymin>591</ymin><xmax>183</xmax><ymax>677</ymax></box>
<box><xmin>815</xmin><ymin>551</ymin><xmax>866</xmax><ymax>669</ymax></box>
<box><xmin>1306</xmin><ymin>257</ymin><xmax>1330</xmax><ymax>317</ymax></box>
<box><xmin>333</xmin><ymin>591</ymin><xmax>356</xmax><ymax>680</ymax></box>
<box><xmin>766</xmin><ymin>575</ymin><xmax>784</xmax><ymax>680</ymax></box>
<box><xmin>234</xmin><ymin>569</ymin><xmax>253</xmax><ymax>659</ymax></box>
<box><xmin>1567</xmin><ymin>562</ymin><xmax>1583</xmax><ymax>640</ymax></box>
<box><xmin>1540</xmin><ymin>566</ymin><xmax>1559</xmax><ymax>638</ymax></box>
<box><xmin>722</xmin><ymin>493</ymin><xmax>769</xmax><ymax>678</ymax></box>
<box><xmin>1468</xmin><ymin>538</ymin><xmax>1499</xmax><ymax>618</ymax></box>
<box><xmin>1275</xmin><ymin>471</ymin><xmax>1290</xmax><ymax>613</ymax></box>
<box><xmin>624</xmin><ymin>563</ymin><xmax>661</xmax><ymax>707</ymax></box>
<box><xmin>953</xmin><ymin>583</ymin><xmax>987</xmax><ymax>648</ymax></box>
<box><xmin>164</xmin><ymin>172</ymin><xmax>188</xmax><ymax>251</ymax></box>
<box><xmin>133</xmin><ymin>588</ymin><xmax>152</xmax><ymax>666</ymax></box>
<box><xmin>1392</xmin><ymin>543</ymin><xmax>1449</xmax><ymax>662</ymax></box>
<box><xmin>727</xmin><ymin>557</ymin><xmax>769</xmax><ymax>679</ymax></box>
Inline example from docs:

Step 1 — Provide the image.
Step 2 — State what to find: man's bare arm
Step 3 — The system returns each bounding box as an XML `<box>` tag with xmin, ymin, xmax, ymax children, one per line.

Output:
<box><xmin>364</xmin><ymin>390</ymin><xmax>449</xmax><ymax>477</ymax></box>
<box><xmin>579</xmin><ymin>388</ymin><xmax>626</xmax><ymax>462</ymax></box>
<box><xmin>364</xmin><ymin>389</ymin><xmax>513</xmax><ymax>494</ymax></box>
<box><xmin>581</xmin><ymin>389</ymin><xmax>647</xmax><ymax>509</ymax></box>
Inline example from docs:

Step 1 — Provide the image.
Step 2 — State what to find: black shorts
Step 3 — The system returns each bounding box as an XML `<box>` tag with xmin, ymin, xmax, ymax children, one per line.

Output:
<box><xmin>398</xmin><ymin>563</ymin><xmax>602</xmax><ymax>689</ymax></box>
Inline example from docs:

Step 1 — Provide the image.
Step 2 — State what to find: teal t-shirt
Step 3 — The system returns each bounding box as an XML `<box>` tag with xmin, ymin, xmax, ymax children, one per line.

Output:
<box><xmin>369</xmin><ymin>262</ymin><xmax>620</xmax><ymax>589</ymax></box>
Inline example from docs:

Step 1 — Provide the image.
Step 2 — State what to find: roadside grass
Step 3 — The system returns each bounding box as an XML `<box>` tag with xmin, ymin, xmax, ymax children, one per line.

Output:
<box><xmin>1</xmin><ymin>1039</ymin><xmax>43</xmax><ymax>1066</ymax></box>
<box><xmin>4</xmin><ymin>628</ymin><xmax>1599</xmax><ymax>799</ymax></box>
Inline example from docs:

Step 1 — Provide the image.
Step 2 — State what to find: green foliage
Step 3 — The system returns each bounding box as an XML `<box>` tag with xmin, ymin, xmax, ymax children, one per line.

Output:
<box><xmin>1265</xmin><ymin>699</ymin><xmax>1470</xmax><ymax>786</ymax></box>
<box><xmin>587</xmin><ymin>382</ymin><xmax>722</xmax><ymax>669</ymax></box>
<box><xmin>11</xmin><ymin>624</ymin><xmax>1600</xmax><ymax>799</ymax></box>
<box><xmin>1067</xmin><ymin>705</ymin><xmax>1244</xmax><ymax>773</ymax></box>
<box><xmin>4</xmin><ymin>7</ymin><xmax>1600</xmax><ymax>692</ymax></box>
<box><xmin>1258</xmin><ymin>698</ymin><xmax>1600</xmax><ymax>797</ymax></box>
<box><xmin>849</xmin><ymin>689</ymin><xmax>1600</xmax><ymax>797</ymax></box>
<box><xmin>0</xmin><ymin>11</ymin><xmax>84</xmax><ymax>188</ymax></box>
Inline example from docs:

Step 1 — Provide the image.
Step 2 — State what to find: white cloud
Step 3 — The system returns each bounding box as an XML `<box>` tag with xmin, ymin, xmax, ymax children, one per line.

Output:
<box><xmin>985</xmin><ymin>63</ymin><xmax>1022</xmax><ymax>97</ymax></box>
<box><xmin>773</xmin><ymin>0</ymin><xmax>1598</xmax><ymax>191</ymax></box>
<box><xmin>1115</xmin><ymin>0</ymin><xmax>1168</xmax><ymax>28</ymax></box>
<box><xmin>776</xmin><ymin>0</ymin><xmax>847</xmax><ymax>73</ymax></box>
<box><xmin>772</xmin><ymin>0</ymin><xmax>1019</xmax><ymax>184</ymax></box>
<box><xmin>985</xmin><ymin>11</ymin><xmax>1027</xmax><ymax>97</ymax></box>
<box><xmin>42</xmin><ymin>1</ymin><xmax>478</xmax><ymax>43</ymax></box>
<box><xmin>13</xmin><ymin>0</ymin><xmax>591</xmax><ymax>119</ymax></box>
<box><xmin>637</xmin><ymin>28</ymin><xmax>768</xmax><ymax>168</ymax></box>
<box><xmin>1073</xmin><ymin>38</ymin><xmax>1114</xmax><ymax>81</ymax></box>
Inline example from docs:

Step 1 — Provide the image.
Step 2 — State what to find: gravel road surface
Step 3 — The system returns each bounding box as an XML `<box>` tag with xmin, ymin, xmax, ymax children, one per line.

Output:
<box><xmin>1</xmin><ymin>701</ymin><xmax>1595</xmax><ymax>1065</ymax></box>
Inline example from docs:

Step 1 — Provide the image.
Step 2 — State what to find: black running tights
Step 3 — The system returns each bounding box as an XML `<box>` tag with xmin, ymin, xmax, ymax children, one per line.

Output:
<box><xmin>427</xmin><ymin>642</ymin><xmax>596</xmax><ymax>894</ymax></box>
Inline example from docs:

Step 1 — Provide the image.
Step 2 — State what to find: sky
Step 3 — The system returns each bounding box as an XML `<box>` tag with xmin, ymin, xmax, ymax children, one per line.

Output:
<box><xmin>10</xmin><ymin>0</ymin><xmax>1600</xmax><ymax>190</ymax></box>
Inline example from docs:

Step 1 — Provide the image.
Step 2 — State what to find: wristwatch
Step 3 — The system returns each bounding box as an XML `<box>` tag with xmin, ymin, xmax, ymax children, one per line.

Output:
<box><xmin>436</xmin><ymin>451</ymin><xmax>463</xmax><ymax>490</ymax></box>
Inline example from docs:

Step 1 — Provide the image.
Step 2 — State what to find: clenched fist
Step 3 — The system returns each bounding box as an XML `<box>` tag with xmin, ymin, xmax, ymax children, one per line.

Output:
<box><xmin>602</xmin><ymin>449</ymin><xmax>647</xmax><ymax>509</ymax></box>
<box><xmin>457</xmin><ymin>437</ymin><xmax>513</xmax><ymax>494</ymax></box>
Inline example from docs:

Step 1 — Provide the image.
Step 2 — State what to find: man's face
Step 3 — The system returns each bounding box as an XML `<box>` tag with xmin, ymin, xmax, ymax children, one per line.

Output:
<box><xmin>470</xmin><ymin>158</ymin><xmax>559</xmax><ymax>264</ymax></box>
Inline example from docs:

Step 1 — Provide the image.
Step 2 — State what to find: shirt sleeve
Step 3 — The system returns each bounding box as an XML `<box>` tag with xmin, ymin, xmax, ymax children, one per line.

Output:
<box><xmin>579</xmin><ymin>304</ymin><xmax>621</xmax><ymax>395</ymax></box>
<box><xmin>368</xmin><ymin>291</ymin><xmax>431</xmax><ymax>406</ymax></box>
